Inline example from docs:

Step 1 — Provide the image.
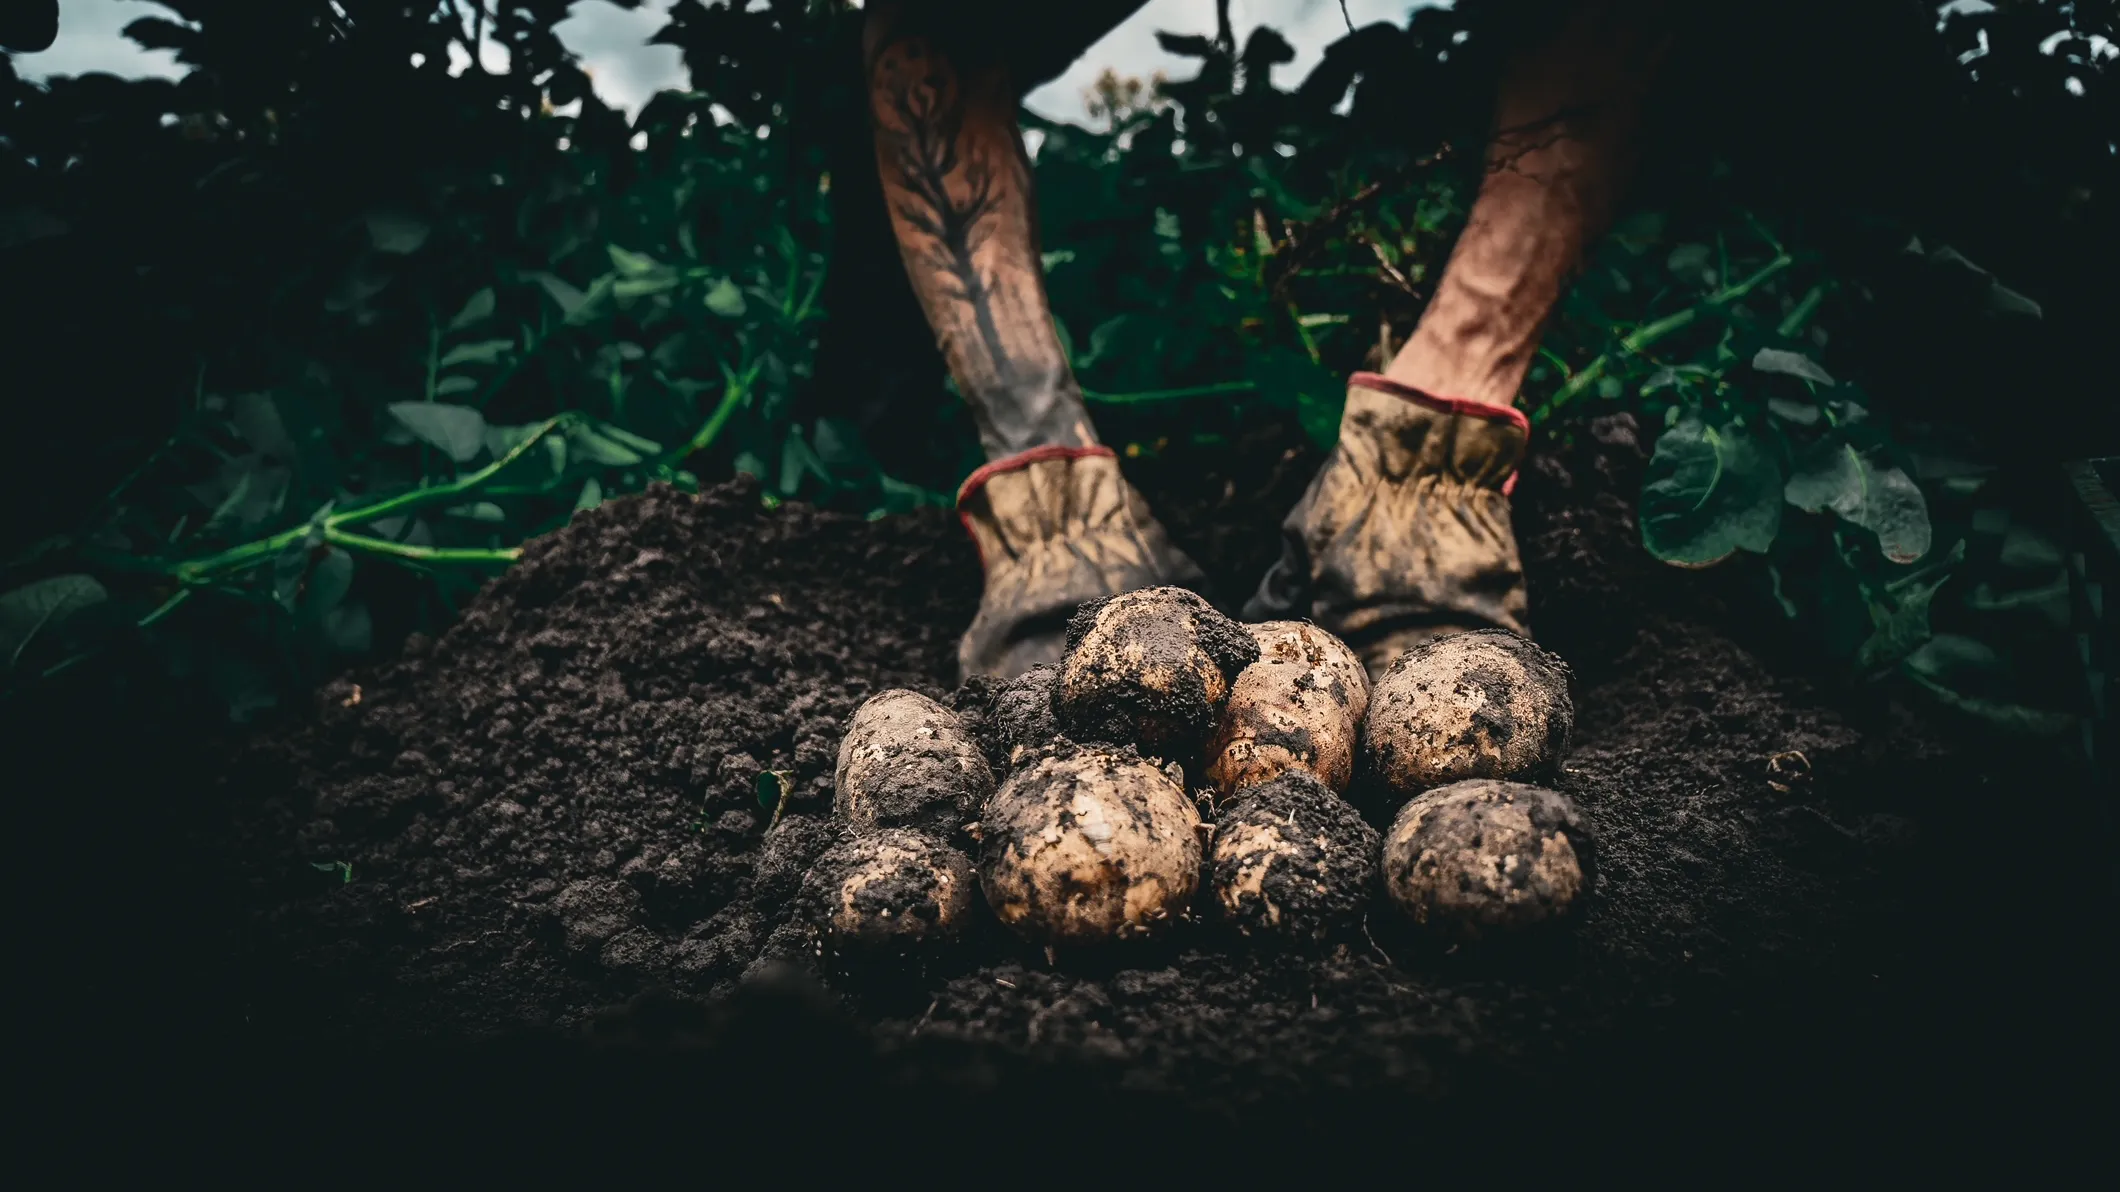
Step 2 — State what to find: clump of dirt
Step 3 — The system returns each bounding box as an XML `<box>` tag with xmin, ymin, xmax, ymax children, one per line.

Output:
<box><xmin>208</xmin><ymin>414</ymin><xmax>2103</xmax><ymax>1142</ymax></box>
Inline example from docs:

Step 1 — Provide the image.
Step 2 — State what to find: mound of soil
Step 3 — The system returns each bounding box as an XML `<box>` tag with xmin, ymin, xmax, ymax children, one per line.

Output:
<box><xmin>37</xmin><ymin>416</ymin><xmax>2103</xmax><ymax>1160</ymax></box>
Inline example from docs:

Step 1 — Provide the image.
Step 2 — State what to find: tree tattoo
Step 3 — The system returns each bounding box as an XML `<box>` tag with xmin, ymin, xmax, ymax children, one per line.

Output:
<box><xmin>867</xmin><ymin>32</ymin><xmax>1091</xmax><ymax>456</ymax></box>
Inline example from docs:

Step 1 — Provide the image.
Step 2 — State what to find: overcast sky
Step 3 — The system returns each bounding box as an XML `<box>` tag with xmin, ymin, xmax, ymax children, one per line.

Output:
<box><xmin>14</xmin><ymin>0</ymin><xmax>1450</xmax><ymax>124</ymax></box>
<box><xmin>12</xmin><ymin>1</ymin><xmax>2016</xmax><ymax>124</ymax></box>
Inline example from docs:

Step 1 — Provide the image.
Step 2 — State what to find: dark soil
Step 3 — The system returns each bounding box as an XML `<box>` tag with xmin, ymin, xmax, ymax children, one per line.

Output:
<box><xmin>21</xmin><ymin>415</ymin><xmax>2108</xmax><ymax>1167</ymax></box>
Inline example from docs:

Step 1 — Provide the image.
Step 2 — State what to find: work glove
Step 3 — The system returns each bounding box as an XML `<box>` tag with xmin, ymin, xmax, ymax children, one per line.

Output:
<box><xmin>957</xmin><ymin>445</ymin><xmax>1204</xmax><ymax>682</ymax></box>
<box><xmin>1244</xmin><ymin>372</ymin><xmax>1531</xmax><ymax>678</ymax></box>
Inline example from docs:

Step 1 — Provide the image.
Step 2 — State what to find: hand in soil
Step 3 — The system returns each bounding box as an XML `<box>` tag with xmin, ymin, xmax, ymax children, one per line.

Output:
<box><xmin>1363</xmin><ymin>629</ymin><xmax>1575</xmax><ymax>802</ymax></box>
<box><xmin>1054</xmin><ymin>586</ymin><xmax>1259</xmax><ymax>764</ymax></box>
<box><xmin>1380</xmin><ymin>779</ymin><xmax>1595</xmax><ymax>942</ymax></box>
<box><xmin>1205</xmin><ymin>620</ymin><xmax>1369</xmax><ymax>796</ymax></box>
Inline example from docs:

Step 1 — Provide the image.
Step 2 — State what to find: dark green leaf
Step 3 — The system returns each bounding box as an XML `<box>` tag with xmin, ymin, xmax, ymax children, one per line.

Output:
<box><xmin>447</xmin><ymin>287</ymin><xmax>496</xmax><ymax>331</ymax></box>
<box><xmin>1245</xmin><ymin>346</ymin><xmax>1342</xmax><ymax>451</ymax></box>
<box><xmin>574</xmin><ymin>476</ymin><xmax>604</xmax><ymax>512</ymax></box>
<box><xmin>323</xmin><ymin>602</ymin><xmax>373</xmax><ymax>653</ymax></box>
<box><xmin>704</xmin><ymin>277</ymin><xmax>747</xmax><ymax>317</ymax></box>
<box><xmin>1751</xmin><ymin>348</ymin><xmax>1835</xmax><ymax>386</ymax></box>
<box><xmin>1784</xmin><ymin>440</ymin><xmax>1931</xmax><ymax>563</ymax></box>
<box><xmin>387</xmin><ymin>402</ymin><xmax>487</xmax><ymax>463</ymax></box>
<box><xmin>434</xmin><ymin>376</ymin><xmax>479</xmax><ymax>396</ymax></box>
<box><xmin>365</xmin><ymin>212</ymin><xmax>430</xmax><ymax>254</ymax></box>
<box><xmin>1639</xmin><ymin>415</ymin><xmax>1784</xmax><ymax>566</ymax></box>
<box><xmin>607</xmin><ymin>244</ymin><xmax>665</xmax><ymax>276</ymax></box>
<box><xmin>0</xmin><ymin>574</ymin><xmax>108</xmax><ymax>665</ymax></box>
<box><xmin>566</xmin><ymin>423</ymin><xmax>643</xmax><ymax>466</ymax></box>
<box><xmin>528</xmin><ymin>271</ymin><xmax>586</xmax><ymax>316</ymax></box>
<box><xmin>446</xmin><ymin>502</ymin><xmax>508</xmax><ymax>523</ymax></box>
<box><xmin>438</xmin><ymin>339</ymin><xmax>513</xmax><ymax>368</ymax></box>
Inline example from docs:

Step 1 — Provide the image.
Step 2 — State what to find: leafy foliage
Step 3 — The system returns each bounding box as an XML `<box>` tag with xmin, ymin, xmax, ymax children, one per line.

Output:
<box><xmin>1</xmin><ymin>0</ymin><xmax>2107</xmax><ymax>734</ymax></box>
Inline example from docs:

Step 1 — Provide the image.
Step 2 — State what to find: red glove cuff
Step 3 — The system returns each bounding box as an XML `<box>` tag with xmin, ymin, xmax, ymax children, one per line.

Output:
<box><xmin>954</xmin><ymin>443</ymin><xmax>1117</xmax><ymax>508</ymax></box>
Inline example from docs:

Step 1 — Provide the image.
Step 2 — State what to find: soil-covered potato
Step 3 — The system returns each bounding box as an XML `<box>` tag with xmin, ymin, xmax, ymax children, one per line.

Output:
<box><xmin>1380</xmin><ymin>779</ymin><xmax>1594</xmax><ymax>941</ymax></box>
<box><xmin>1054</xmin><ymin>586</ymin><xmax>1259</xmax><ymax>760</ymax></box>
<box><xmin>1208</xmin><ymin>770</ymin><xmax>1380</xmax><ymax>943</ymax></box>
<box><xmin>798</xmin><ymin>827</ymin><xmax>977</xmax><ymax>952</ymax></box>
<box><xmin>833</xmin><ymin>689</ymin><xmax>994</xmax><ymax>836</ymax></box>
<box><xmin>1205</xmin><ymin>621</ymin><xmax>1370</xmax><ymax>796</ymax></box>
<box><xmin>1363</xmin><ymin>629</ymin><xmax>1573</xmax><ymax>799</ymax></box>
<box><xmin>977</xmin><ymin>744</ymin><xmax>1204</xmax><ymax>947</ymax></box>
<box><xmin>979</xmin><ymin>662</ymin><xmax>1066</xmax><ymax>770</ymax></box>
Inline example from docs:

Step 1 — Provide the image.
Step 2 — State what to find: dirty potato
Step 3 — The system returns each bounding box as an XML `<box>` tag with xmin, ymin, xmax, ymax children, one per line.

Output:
<box><xmin>799</xmin><ymin>827</ymin><xmax>978</xmax><ymax>952</ymax></box>
<box><xmin>980</xmin><ymin>662</ymin><xmax>1067</xmax><ymax>771</ymax></box>
<box><xmin>977</xmin><ymin>745</ymin><xmax>1204</xmax><ymax>947</ymax></box>
<box><xmin>833</xmin><ymin>689</ymin><xmax>994</xmax><ymax>836</ymax></box>
<box><xmin>1208</xmin><ymin>770</ymin><xmax>1379</xmax><ymax>944</ymax></box>
<box><xmin>1205</xmin><ymin>621</ymin><xmax>1369</xmax><ymax>796</ymax></box>
<box><xmin>1380</xmin><ymin>779</ymin><xmax>1594</xmax><ymax>941</ymax></box>
<box><xmin>1363</xmin><ymin>629</ymin><xmax>1573</xmax><ymax>799</ymax></box>
<box><xmin>1054</xmin><ymin>586</ymin><xmax>1259</xmax><ymax>760</ymax></box>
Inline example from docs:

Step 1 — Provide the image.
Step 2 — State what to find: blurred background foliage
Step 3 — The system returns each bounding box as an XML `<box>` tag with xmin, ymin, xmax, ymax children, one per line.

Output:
<box><xmin>0</xmin><ymin>0</ymin><xmax>2112</xmax><ymax>733</ymax></box>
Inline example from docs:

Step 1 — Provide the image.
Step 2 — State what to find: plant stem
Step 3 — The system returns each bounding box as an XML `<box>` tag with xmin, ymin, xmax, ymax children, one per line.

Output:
<box><xmin>1083</xmin><ymin>380</ymin><xmax>1259</xmax><ymax>406</ymax></box>
<box><xmin>1535</xmin><ymin>250</ymin><xmax>1795</xmax><ymax>421</ymax></box>
<box><xmin>670</xmin><ymin>363</ymin><xmax>758</xmax><ymax>461</ymax></box>
<box><xmin>325</xmin><ymin>527</ymin><xmax>520</xmax><ymax>566</ymax></box>
<box><xmin>1776</xmin><ymin>282</ymin><xmax>1830</xmax><ymax>338</ymax></box>
<box><xmin>169</xmin><ymin>416</ymin><xmax>572</xmax><ymax>583</ymax></box>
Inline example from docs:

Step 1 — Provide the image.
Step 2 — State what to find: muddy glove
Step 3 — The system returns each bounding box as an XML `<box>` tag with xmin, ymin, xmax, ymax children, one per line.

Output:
<box><xmin>1244</xmin><ymin>372</ymin><xmax>1531</xmax><ymax>678</ymax></box>
<box><xmin>957</xmin><ymin>445</ymin><xmax>1205</xmax><ymax>682</ymax></box>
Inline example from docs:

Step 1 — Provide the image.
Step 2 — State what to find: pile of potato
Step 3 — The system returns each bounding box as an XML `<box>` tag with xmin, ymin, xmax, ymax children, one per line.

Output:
<box><xmin>794</xmin><ymin>586</ymin><xmax>1594</xmax><ymax>960</ymax></box>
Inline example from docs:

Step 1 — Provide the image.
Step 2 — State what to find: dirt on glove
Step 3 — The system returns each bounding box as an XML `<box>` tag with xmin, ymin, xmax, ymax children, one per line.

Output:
<box><xmin>62</xmin><ymin>414</ymin><xmax>2105</xmax><ymax>1154</ymax></box>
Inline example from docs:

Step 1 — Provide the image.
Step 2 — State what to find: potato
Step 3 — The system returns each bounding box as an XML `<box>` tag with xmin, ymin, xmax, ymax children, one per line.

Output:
<box><xmin>1054</xmin><ymin>586</ymin><xmax>1259</xmax><ymax>761</ymax></box>
<box><xmin>1380</xmin><ymin>779</ymin><xmax>1594</xmax><ymax>941</ymax></box>
<box><xmin>1205</xmin><ymin>621</ymin><xmax>1369</xmax><ymax>796</ymax></box>
<box><xmin>1208</xmin><ymin>770</ymin><xmax>1379</xmax><ymax>943</ymax></box>
<box><xmin>833</xmin><ymin>689</ymin><xmax>994</xmax><ymax>837</ymax></box>
<box><xmin>1363</xmin><ymin>629</ymin><xmax>1574</xmax><ymax>800</ymax></box>
<box><xmin>799</xmin><ymin>827</ymin><xmax>977</xmax><ymax>952</ymax></box>
<box><xmin>981</xmin><ymin>662</ymin><xmax>1066</xmax><ymax>770</ymax></box>
<box><xmin>977</xmin><ymin>745</ymin><xmax>1203</xmax><ymax>947</ymax></box>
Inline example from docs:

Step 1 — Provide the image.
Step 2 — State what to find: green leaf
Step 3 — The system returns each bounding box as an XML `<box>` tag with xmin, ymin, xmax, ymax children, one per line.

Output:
<box><xmin>447</xmin><ymin>287</ymin><xmax>496</xmax><ymax>331</ymax></box>
<box><xmin>433</xmin><ymin>376</ymin><xmax>479</xmax><ymax>397</ymax></box>
<box><xmin>1245</xmin><ymin>346</ymin><xmax>1342</xmax><ymax>451</ymax></box>
<box><xmin>1666</xmin><ymin>242</ymin><xmax>1714</xmax><ymax>285</ymax></box>
<box><xmin>438</xmin><ymin>339</ymin><xmax>514</xmax><ymax>369</ymax></box>
<box><xmin>445</xmin><ymin>502</ymin><xmax>507</xmax><ymax>523</ymax></box>
<box><xmin>613</xmin><ymin>275</ymin><xmax>680</xmax><ymax>301</ymax></box>
<box><xmin>1901</xmin><ymin>634</ymin><xmax>2075</xmax><ymax>736</ymax></box>
<box><xmin>1751</xmin><ymin>348</ymin><xmax>1835</xmax><ymax>386</ymax></box>
<box><xmin>323</xmin><ymin>602</ymin><xmax>372</xmax><ymax>653</ymax></box>
<box><xmin>574</xmin><ymin>476</ymin><xmax>604</xmax><ymax>512</ymax></box>
<box><xmin>704</xmin><ymin>277</ymin><xmax>747</xmax><ymax>317</ymax></box>
<box><xmin>528</xmin><ymin>271</ymin><xmax>587</xmax><ymax>317</ymax></box>
<box><xmin>607</xmin><ymin>245</ymin><xmax>665</xmax><ymax>276</ymax></box>
<box><xmin>304</xmin><ymin>547</ymin><xmax>355</xmax><ymax>615</ymax></box>
<box><xmin>1784</xmin><ymin>441</ymin><xmax>1931</xmax><ymax>563</ymax></box>
<box><xmin>1854</xmin><ymin>541</ymin><xmax>1964</xmax><ymax>673</ymax></box>
<box><xmin>595</xmin><ymin>423</ymin><xmax>662</xmax><ymax>454</ymax></box>
<box><xmin>1766</xmin><ymin>397</ymin><xmax>1821</xmax><ymax>425</ymax></box>
<box><xmin>365</xmin><ymin>212</ymin><xmax>430</xmax><ymax>254</ymax></box>
<box><xmin>388</xmin><ymin>402</ymin><xmax>487</xmax><ymax>463</ymax></box>
<box><xmin>566</xmin><ymin>423</ymin><xmax>643</xmax><ymax>467</ymax></box>
<box><xmin>1639</xmin><ymin>415</ymin><xmax>1784</xmax><ymax>567</ymax></box>
<box><xmin>0</xmin><ymin>574</ymin><xmax>109</xmax><ymax>666</ymax></box>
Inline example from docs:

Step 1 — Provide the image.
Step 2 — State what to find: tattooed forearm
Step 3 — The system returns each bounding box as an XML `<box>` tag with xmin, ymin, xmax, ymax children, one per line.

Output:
<box><xmin>865</xmin><ymin>20</ymin><xmax>1094</xmax><ymax>457</ymax></box>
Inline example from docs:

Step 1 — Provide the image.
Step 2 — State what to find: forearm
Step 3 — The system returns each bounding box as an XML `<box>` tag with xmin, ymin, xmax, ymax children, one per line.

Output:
<box><xmin>1388</xmin><ymin>0</ymin><xmax>1674</xmax><ymax>407</ymax></box>
<box><xmin>863</xmin><ymin>1</ymin><xmax>1095</xmax><ymax>457</ymax></box>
